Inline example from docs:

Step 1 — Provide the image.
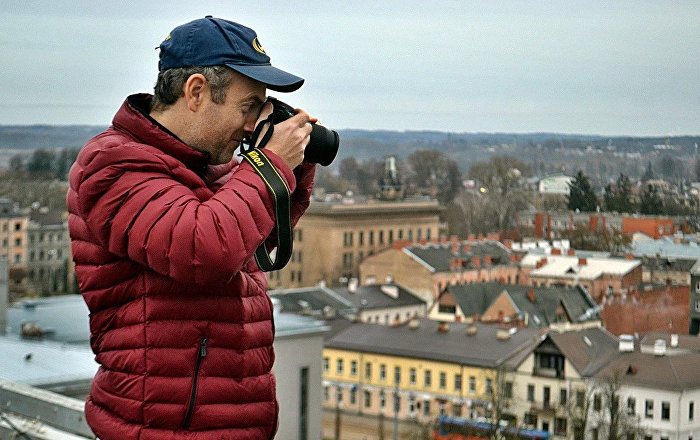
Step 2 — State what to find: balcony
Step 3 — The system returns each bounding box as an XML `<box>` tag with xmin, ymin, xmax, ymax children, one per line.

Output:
<box><xmin>533</xmin><ymin>366</ymin><xmax>564</xmax><ymax>379</ymax></box>
<box><xmin>529</xmin><ymin>400</ymin><xmax>557</xmax><ymax>415</ymax></box>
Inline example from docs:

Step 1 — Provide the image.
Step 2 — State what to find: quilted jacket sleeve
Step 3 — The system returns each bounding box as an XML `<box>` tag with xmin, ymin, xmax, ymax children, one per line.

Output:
<box><xmin>71</xmin><ymin>141</ymin><xmax>304</xmax><ymax>287</ymax></box>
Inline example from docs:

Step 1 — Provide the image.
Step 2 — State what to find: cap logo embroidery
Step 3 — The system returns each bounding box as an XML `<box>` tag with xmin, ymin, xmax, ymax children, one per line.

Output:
<box><xmin>165</xmin><ymin>34</ymin><xmax>171</xmax><ymax>40</ymax></box>
<box><xmin>252</xmin><ymin>37</ymin><xmax>266</xmax><ymax>54</ymax></box>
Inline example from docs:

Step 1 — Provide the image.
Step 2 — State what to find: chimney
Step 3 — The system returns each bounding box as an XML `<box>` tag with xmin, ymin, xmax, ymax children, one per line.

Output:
<box><xmin>619</xmin><ymin>334</ymin><xmax>634</xmax><ymax>352</ymax></box>
<box><xmin>625</xmin><ymin>253</ymin><xmax>634</xmax><ymax>260</ymax></box>
<box><xmin>464</xmin><ymin>244</ymin><xmax>472</xmax><ymax>253</ymax></box>
<box><xmin>551</xmin><ymin>248</ymin><xmax>562</xmax><ymax>255</ymax></box>
<box><xmin>510</xmin><ymin>254</ymin><xmax>517</xmax><ymax>263</ymax></box>
<box><xmin>567</xmin><ymin>249</ymin><xmax>576</xmax><ymax>256</ymax></box>
<box><xmin>450</xmin><ymin>235</ymin><xmax>459</xmax><ymax>244</ymax></box>
<box><xmin>452</xmin><ymin>241</ymin><xmax>459</xmax><ymax>254</ymax></box>
<box><xmin>450</xmin><ymin>259</ymin><xmax>458</xmax><ymax>270</ymax></box>
<box><xmin>440</xmin><ymin>235</ymin><xmax>447</xmax><ymax>244</ymax></box>
<box><xmin>484</xmin><ymin>256</ymin><xmax>492</xmax><ymax>266</ymax></box>
<box><xmin>472</xmin><ymin>257</ymin><xmax>481</xmax><ymax>268</ymax></box>
<box><xmin>496</xmin><ymin>328</ymin><xmax>511</xmax><ymax>340</ymax></box>
<box><xmin>503</xmin><ymin>239</ymin><xmax>513</xmax><ymax>249</ymax></box>
<box><xmin>409</xmin><ymin>319</ymin><xmax>420</xmax><ymax>330</ymax></box>
<box><xmin>578</xmin><ymin>258</ymin><xmax>587</xmax><ymax>266</ymax></box>
<box><xmin>468</xmin><ymin>234</ymin><xmax>475</xmax><ymax>241</ymax></box>
<box><xmin>348</xmin><ymin>278</ymin><xmax>359</xmax><ymax>293</ymax></box>
<box><xmin>477</xmin><ymin>234</ymin><xmax>484</xmax><ymax>241</ymax></box>
<box><xmin>527</xmin><ymin>288</ymin><xmax>535</xmax><ymax>303</ymax></box>
<box><xmin>418</xmin><ymin>239</ymin><xmax>427</xmax><ymax>245</ymax></box>
<box><xmin>437</xmin><ymin>321</ymin><xmax>449</xmax><ymax>333</ymax></box>
<box><xmin>467</xmin><ymin>325</ymin><xmax>478</xmax><ymax>336</ymax></box>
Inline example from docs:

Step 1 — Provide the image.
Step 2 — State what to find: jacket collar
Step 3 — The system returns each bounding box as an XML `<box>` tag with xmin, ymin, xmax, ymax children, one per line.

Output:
<box><xmin>113</xmin><ymin>94</ymin><xmax>210</xmax><ymax>175</ymax></box>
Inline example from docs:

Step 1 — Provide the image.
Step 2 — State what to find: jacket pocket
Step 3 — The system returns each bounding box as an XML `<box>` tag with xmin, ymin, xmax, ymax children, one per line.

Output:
<box><xmin>183</xmin><ymin>337</ymin><xmax>207</xmax><ymax>429</ymax></box>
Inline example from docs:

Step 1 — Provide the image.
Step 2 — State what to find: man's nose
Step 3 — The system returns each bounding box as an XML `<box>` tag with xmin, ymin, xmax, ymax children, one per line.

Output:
<box><xmin>243</xmin><ymin>116</ymin><xmax>258</xmax><ymax>134</ymax></box>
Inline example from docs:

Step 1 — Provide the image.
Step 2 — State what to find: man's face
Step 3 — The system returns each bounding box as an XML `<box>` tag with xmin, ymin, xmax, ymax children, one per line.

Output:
<box><xmin>191</xmin><ymin>73</ymin><xmax>266</xmax><ymax>164</ymax></box>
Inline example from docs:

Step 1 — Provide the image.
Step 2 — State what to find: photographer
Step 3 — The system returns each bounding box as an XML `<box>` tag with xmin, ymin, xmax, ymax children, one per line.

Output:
<box><xmin>67</xmin><ymin>17</ymin><xmax>316</xmax><ymax>440</ymax></box>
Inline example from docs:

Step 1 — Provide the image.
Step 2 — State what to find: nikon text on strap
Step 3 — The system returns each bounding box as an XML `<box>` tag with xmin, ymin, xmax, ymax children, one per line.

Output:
<box><xmin>239</xmin><ymin>115</ymin><xmax>293</xmax><ymax>271</ymax></box>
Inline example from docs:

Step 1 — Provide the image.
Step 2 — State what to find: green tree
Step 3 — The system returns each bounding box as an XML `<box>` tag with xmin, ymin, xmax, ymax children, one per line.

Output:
<box><xmin>639</xmin><ymin>184</ymin><xmax>663</xmax><ymax>215</ymax></box>
<box><xmin>642</xmin><ymin>161</ymin><xmax>654</xmax><ymax>182</ymax></box>
<box><xmin>567</xmin><ymin>171</ymin><xmax>598</xmax><ymax>212</ymax></box>
<box><xmin>604</xmin><ymin>174</ymin><xmax>635</xmax><ymax>213</ymax></box>
<box><xmin>26</xmin><ymin>149</ymin><xmax>56</xmax><ymax>175</ymax></box>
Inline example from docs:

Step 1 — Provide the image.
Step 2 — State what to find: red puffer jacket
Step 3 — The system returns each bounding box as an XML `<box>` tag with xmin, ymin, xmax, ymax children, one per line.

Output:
<box><xmin>66</xmin><ymin>94</ymin><xmax>315</xmax><ymax>440</ymax></box>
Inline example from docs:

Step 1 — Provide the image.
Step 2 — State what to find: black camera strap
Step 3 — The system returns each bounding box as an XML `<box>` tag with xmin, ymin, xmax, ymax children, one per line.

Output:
<box><xmin>239</xmin><ymin>116</ymin><xmax>294</xmax><ymax>272</ymax></box>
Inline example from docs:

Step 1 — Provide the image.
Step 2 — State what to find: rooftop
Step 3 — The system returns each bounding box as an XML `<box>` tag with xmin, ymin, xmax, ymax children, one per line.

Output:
<box><xmin>326</xmin><ymin>319</ymin><xmax>541</xmax><ymax>369</ymax></box>
<box><xmin>443</xmin><ymin>282</ymin><xmax>598</xmax><ymax>328</ymax></box>
<box><xmin>405</xmin><ymin>240</ymin><xmax>512</xmax><ymax>273</ymax></box>
<box><xmin>523</xmin><ymin>254</ymin><xmax>640</xmax><ymax>280</ymax></box>
<box><xmin>332</xmin><ymin>282</ymin><xmax>425</xmax><ymax>310</ymax></box>
<box><xmin>7</xmin><ymin>294</ymin><xmax>90</xmax><ymax>344</ymax></box>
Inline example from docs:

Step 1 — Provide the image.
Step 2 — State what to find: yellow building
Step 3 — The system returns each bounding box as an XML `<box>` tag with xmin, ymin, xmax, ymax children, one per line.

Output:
<box><xmin>322</xmin><ymin>319</ymin><xmax>540</xmax><ymax>422</ymax></box>
<box><xmin>268</xmin><ymin>198</ymin><xmax>442</xmax><ymax>289</ymax></box>
<box><xmin>0</xmin><ymin>200</ymin><xmax>29</xmax><ymax>268</ymax></box>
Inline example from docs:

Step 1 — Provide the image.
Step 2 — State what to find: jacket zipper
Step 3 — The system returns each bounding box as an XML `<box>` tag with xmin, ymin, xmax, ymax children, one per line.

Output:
<box><xmin>183</xmin><ymin>337</ymin><xmax>207</xmax><ymax>429</ymax></box>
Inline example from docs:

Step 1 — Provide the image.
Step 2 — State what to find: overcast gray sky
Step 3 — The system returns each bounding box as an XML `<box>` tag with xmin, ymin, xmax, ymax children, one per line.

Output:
<box><xmin>1</xmin><ymin>1</ymin><xmax>698</xmax><ymax>135</ymax></box>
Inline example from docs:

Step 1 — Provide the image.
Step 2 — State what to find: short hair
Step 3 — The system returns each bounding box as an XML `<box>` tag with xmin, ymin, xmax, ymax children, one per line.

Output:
<box><xmin>151</xmin><ymin>65</ymin><xmax>236</xmax><ymax>112</ymax></box>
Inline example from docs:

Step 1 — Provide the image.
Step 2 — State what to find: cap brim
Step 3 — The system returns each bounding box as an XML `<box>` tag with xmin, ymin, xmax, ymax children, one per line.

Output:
<box><xmin>227</xmin><ymin>64</ymin><xmax>304</xmax><ymax>92</ymax></box>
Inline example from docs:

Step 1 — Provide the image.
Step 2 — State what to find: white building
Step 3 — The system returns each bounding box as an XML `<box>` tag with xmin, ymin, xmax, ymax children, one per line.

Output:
<box><xmin>538</xmin><ymin>175</ymin><xmax>574</xmax><ymax>195</ymax></box>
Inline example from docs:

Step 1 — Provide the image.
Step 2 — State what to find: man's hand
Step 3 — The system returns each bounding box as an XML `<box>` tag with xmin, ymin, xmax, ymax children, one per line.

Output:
<box><xmin>254</xmin><ymin>102</ymin><xmax>316</xmax><ymax>170</ymax></box>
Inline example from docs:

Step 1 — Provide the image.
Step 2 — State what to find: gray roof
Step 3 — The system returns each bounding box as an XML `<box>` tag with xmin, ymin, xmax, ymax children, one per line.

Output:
<box><xmin>405</xmin><ymin>240</ymin><xmax>512</xmax><ymax>272</ymax></box>
<box><xmin>443</xmin><ymin>283</ymin><xmax>598</xmax><ymax>327</ymax></box>
<box><xmin>595</xmin><ymin>350</ymin><xmax>700</xmax><ymax>391</ymax></box>
<box><xmin>332</xmin><ymin>282</ymin><xmax>426</xmax><ymax>310</ymax></box>
<box><xmin>7</xmin><ymin>295</ymin><xmax>90</xmax><ymax>344</ymax></box>
<box><xmin>325</xmin><ymin>319</ymin><xmax>541</xmax><ymax>368</ymax></box>
<box><xmin>632</xmin><ymin>238</ymin><xmax>700</xmax><ymax>260</ymax></box>
<box><xmin>639</xmin><ymin>256</ymin><xmax>698</xmax><ymax>273</ymax></box>
<box><xmin>548</xmin><ymin>327</ymin><xmax>620</xmax><ymax>376</ymax></box>
<box><xmin>273</xmin><ymin>312</ymin><xmax>329</xmax><ymax>339</ymax></box>
<box><xmin>0</xmin><ymin>336</ymin><xmax>97</xmax><ymax>388</ymax></box>
<box><xmin>269</xmin><ymin>286</ymin><xmax>356</xmax><ymax>315</ymax></box>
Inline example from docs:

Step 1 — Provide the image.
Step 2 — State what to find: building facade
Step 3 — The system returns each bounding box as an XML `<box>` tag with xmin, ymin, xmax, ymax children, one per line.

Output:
<box><xmin>269</xmin><ymin>198</ymin><xmax>441</xmax><ymax>289</ymax></box>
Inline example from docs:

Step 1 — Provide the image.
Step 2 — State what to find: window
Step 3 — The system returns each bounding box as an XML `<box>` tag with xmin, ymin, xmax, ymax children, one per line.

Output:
<box><xmin>369</xmin><ymin>231</ymin><xmax>374</xmax><ymax>245</ymax></box>
<box><xmin>645</xmin><ymin>399</ymin><xmax>654</xmax><ymax>418</ymax></box>
<box><xmin>504</xmin><ymin>381</ymin><xmax>513</xmax><ymax>399</ymax></box>
<box><xmin>336</xmin><ymin>387</ymin><xmax>343</xmax><ymax>403</ymax></box>
<box><xmin>426</xmin><ymin>228</ymin><xmax>431</xmax><ymax>240</ymax></box>
<box><xmin>409</xmin><ymin>368</ymin><xmax>416</xmax><ymax>385</ymax></box>
<box><xmin>439</xmin><ymin>372</ymin><xmax>446</xmax><ymax>389</ymax></box>
<box><xmin>486</xmin><ymin>378</ymin><xmax>493</xmax><ymax>395</ymax></box>
<box><xmin>409</xmin><ymin>395</ymin><xmax>416</xmax><ymax>414</ymax></box>
<box><xmin>696</xmin><ymin>300</ymin><xmax>700</xmax><ymax>313</ymax></box>
<box><xmin>454</xmin><ymin>374</ymin><xmax>462</xmax><ymax>391</ymax></box>
<box><xmin>560</xmin><ymin>388</ymin><xmax>567</xmax><ymax>405</ymax></box>
<box><xmin>469</xmin><ymin>376</ymin><xmax>476</xmax><ymax>394</ymax></box>
<box><xmin>299</xmin><ymin>367</ymin><xmax>309</xmax><ymax>440</ymax></box>
<box><xmin>364</xmin><ymin>390</ymin><xmax>371</xmax><ymax>408</ymax></box>
<box><xmin>365</xmin><ymin>362</ymin><xmax>372</xmax><ymax>380</ymax></box>
<box><xmin>380</xmin><ymin>364</ymin><xmax>386</xmax><ymax>381</ymax></box>
<box><xmin>14</xmin><ymin>254</ymin><xmax>20</xmax><ymax>264</ymax></box>
<box><xmin>576</xmin><ymin>390</ymin><xmax>585</xmax><ymax>408</ymax></box>
<box><xmin>323</xmin><ymin>357</ymin><xmax>329</xmax><ymax>373</ymax></box>
<box><xmin>394</xmin><ymin>366</ymin><xmax>401</xmax><ymax>384</ymax></box>
<box><xmin>696</xmin><ymin>281</ymin><xmax>700</xmax><ymax>293</ymax></box>
<box><xmin>424</xmin><ymin>370</ymin><xmax>432</xmax><ymax>387</ymax></box>
<box><xmin>14</xmin><ymin>222</ymin><xmax>20</xmax><ymax>231</ymax></box>
<box><xmin>323</xmin><ymin>386</ymin><xmax>329</xmax><ymax>401</ymax></box>
<box><xmin>527</xmin><ymin>384</ymin><xmax>535</xmax><ymax>402</ymax></box>
<box><xmin>627</xmin><ymin>397</ymin><xmax>636</xmax><ymax>415</ymax></box>
<box><xmin>417</xmin><ymin>228</ymin><xmax>422</xmax><ymax>241</ymax></box>
<box><xmin>438</xmin><ymin>304</ymin><xmax>456</xmax><ymax>314</ymax></box>
<box><xmin>690</xmin><ymin>401</ymin><xmax>694</xmax><ymax>421</ymax></box>
<box><xmin>554</xmin><ymin>417</ymin><xmax>567</xmax><ymax>436</ymax></box>
<box><xmin>337</xmin><ymin>359</ymin><xmax>343</xmax><ymax>375</ymax></box>
<box><xmin>423</xmin><ymin>399</ymin><xmax>431</xmax><ymax>416</ymax></box>
<box><xmin>380</xmin><ymin>390</ymin><xmax>386</xmax><ymax>409</ymax></box>
<box><xmin>662</xmin><ymin>401</ymin><xmax>670</xmax><ymax>421</ymax></box>
<box><xmin>594</xmin><ymin>394</ymin><xmax>602</xmax><ymax>411</ymax></box>
<box><xmin>14</xmin><ymin>238</ymin><xmax>20</xmax><ymax>247</ymax></box>
<box><xmin>524</xmin><ymin>413</ymin><xmax>537</xmax><ymax>428</ymax></box>
<box><xmin>350</xmin><ymin>388</ymin><xmax>356</xmax><ymax>405</ymax></box>
<box><xmin>350</xmin><ymin>360</ymin><xmax>357</xmax><ymax>376</ymax></box>
<box><xmin>359</xmin><ymin>231</ymin><xmax>364</xmax><ymax>245</ymax></box>
<box><xmin>388</xmin><ymin>230</ymin><xmax>393</xmax><ymax>243</ymax></box>
<box><xmin>379</xmin><ymin>230</ymin><xmax>384</xmax><ymax>244</ymax></box>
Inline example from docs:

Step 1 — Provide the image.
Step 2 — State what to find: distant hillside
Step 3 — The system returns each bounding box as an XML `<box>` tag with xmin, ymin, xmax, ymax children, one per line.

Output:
<box><xmin>0</xmin><ymin>125</ymin><xmax>107</xmax><ymax>150</ymax></box>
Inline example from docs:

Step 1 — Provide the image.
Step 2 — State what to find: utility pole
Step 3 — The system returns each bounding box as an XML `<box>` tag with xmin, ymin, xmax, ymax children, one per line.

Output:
<box><xmin>378</xmin><ymin>407</ymin><xmax>385</xmax><ymax>440</ymax></box>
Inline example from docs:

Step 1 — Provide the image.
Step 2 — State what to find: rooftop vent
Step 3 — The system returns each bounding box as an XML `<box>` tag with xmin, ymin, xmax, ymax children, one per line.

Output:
<box><xmin>496</xmin><ymin>328</ymin><xmax>511</xmax><ymax>341</ymax></box>
<box><xmin>671</xmin><ymin>334</ymin><xmax>679</xmax><ymax>347</ymax></box>
<box><xmin>380</xmin><ymin>284</ymin><xmax>399</xmax><ymax>299</ymax></box>
<box><xmin>348</xmin><ymin>278</ymin><xmax>359</xmax><ymax>293</ymax></box>
<box><xmin>409</xmin><ymin>319</ymin><xmax>420</xmax><ymax>330</ymax></box>
<box><xmin>654</xmin><ymin>339</ymin><xmax>667</xmax><ymax>356</ymax></box>
<box><xmin>619</xmin><ymin>334</ymin><xmax>634</xmax><ymax>352</ymax></box>
<box><xmin>467</xmin><ymin>325</ymin><xmax>477</xmax><ymax>336</ymax></box>
<box><xmin>437</xmin><ymin>321</ymin><xmax>449</xmax><ymax>333</ymax></box>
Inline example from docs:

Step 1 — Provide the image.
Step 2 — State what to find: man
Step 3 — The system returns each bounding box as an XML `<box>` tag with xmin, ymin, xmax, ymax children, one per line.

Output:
<box><xmin>67</xmin><ymin>16</ymin><xmax>315</xmax><ymax>440</ymax></box>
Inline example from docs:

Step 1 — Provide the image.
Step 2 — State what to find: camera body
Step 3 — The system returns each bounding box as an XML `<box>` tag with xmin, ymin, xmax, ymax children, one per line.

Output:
<box><xmin>266</xmin><ymin>97</ymin><xmax>340</xmax><ymax>166</ymax></box>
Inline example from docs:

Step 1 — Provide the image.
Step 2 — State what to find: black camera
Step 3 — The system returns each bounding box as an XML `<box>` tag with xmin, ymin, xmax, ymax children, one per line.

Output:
<box><xmin>264</xmin><ymin>97</ymin><xmax>340</xmax><ymax>166</ymax></box>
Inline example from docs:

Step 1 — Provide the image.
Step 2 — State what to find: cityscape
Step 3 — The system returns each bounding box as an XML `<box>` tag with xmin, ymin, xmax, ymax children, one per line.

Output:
<box><xmin>1</xmin><ymin>128</ymin><xmax>700</xmax><ymax>439</ymax></box>
<box><xmin>1</xmin><ymin>2</ymin><xmax>698</xmax><ymax>439</ymax></box>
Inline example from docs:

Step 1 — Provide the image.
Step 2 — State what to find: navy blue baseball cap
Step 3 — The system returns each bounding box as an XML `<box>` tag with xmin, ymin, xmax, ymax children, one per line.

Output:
<box><xmin>158</xmin><ymin>16</ymin><xmax>304</xmax><ymax>92</ymax></box>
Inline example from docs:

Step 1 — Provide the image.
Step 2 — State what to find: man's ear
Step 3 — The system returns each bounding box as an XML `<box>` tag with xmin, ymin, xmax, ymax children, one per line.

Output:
<box><xmin>183</xmin><ymin>73</ymin><xmax>209</xmax><ymax>112</ymax></box>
